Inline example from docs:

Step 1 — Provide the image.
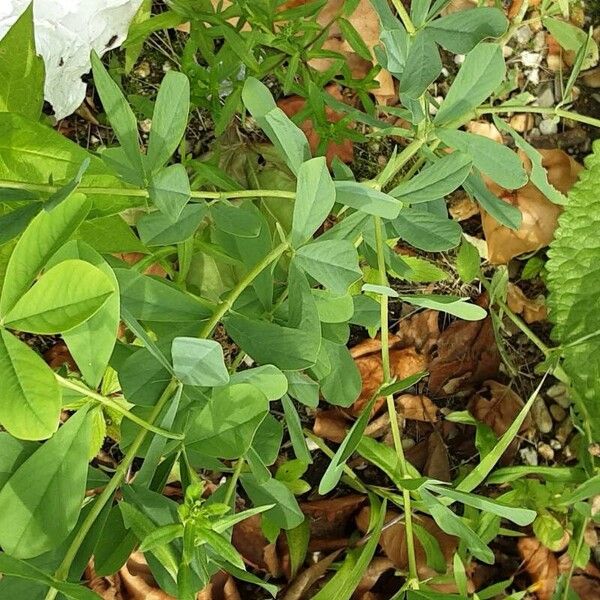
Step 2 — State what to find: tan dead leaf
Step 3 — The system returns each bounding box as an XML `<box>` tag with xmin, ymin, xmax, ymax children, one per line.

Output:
<box><xmin>301</xmin><ymin>495</ymin><xmax>366</xmax><ymax>540</ymax></box>
<box><xmin>396</xmin><ymin>310</ymin><xmax>440</xmax><ymax>355</ymax></box>
<box><xmin>232</xmin><ymin>515</ymin><xmax>282</xmax><ymax>576</ymax></box>
<box><xmin>466</xmin><ymin>120</ymin><xmax>503</xmax><ymax>143</ymax></box>
<box><xmin>518</xmin><ymin>537</ymin><xmax>559</xmax><ymax>600</ymax></box>
<box><xmin>468</xmin><ymin>381</ymin><xmax>533</xmax><ymax>465</ymax></box>
<box><xmin>115</xmin><ymin>252</ymin><xmax>167</xmax><ymax>277</ymax></box>
<box><xmin>282</xmin><ymin>550</ymin><xmax>341</xmax><ymax>600</ymax></box>
<box><xmin>313</xmin><ymin>408</ymin><xmax>349</xmax><ymax>443</ymax></box>
<box><xmin>481</xmin><ymin>149</ymin><xmax>582</xmax><ymax>264</ymax></box>
<box><xmin>278</xmin><ymin>85</ymin><xmax>354</xmax><ymax>167</ymax></box>
<box><xmin>397</xmin><ymin>394</ymin><xmax>438</xmax><ymax>422</ymax></box>
<box><xmin>449</xmin><ymin>193</ymin><xmax>479</xmax><ymax>222</ymax></box>
<box><xmin>197</xmin><ymin>572</ymin><xmax>241</xmax><ymax>600</ymax></box>
<box><xmin>355</xmin><ymin>557</ymin><xmax>395</xmax><ymax>596</ymax></box>
<box><xmin>428</xmin><ymin>302</ymin><xmax>500</xmax><ymax>397</ymax></box>
<box><xmin>424</xmin><ymin>434</ymin><xmax>451</xmax><ymax>482</ymax></box>
<box><xmin>44</xmin><ymin>341</ymin><xmax>78</xmax><ymax>372</ymax></box>
<box><xmin>507</xmin><ymin>283</ymin><xmax>547</xmax><ymax>323</ymax></box>
<box><xmin>356</xmin><ymin>508</ymin><xmax>458</xmax><ymax>586</ymax></box>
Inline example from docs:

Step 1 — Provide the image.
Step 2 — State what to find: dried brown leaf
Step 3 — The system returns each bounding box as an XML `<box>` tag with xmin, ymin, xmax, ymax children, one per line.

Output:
<box><xmin>518</xmin><ymin>537</ymin><xmax>558</xmax><ymax>600</ymax></box>
<box><xmin>232</xmin><ymin>515</ymin><xmax>282</xmax><ymax>576</ymax></box>
<box><xmin>313</xmin><ymin>409</ymin><xmax>349</xmax><ymax>443</ymax></box>
<box><xmin>396</xmin><ymin>394</ymin><xmax>438</xmax><ymax>422</ymax></box>
<box><xmin>507</xmin><ymin>283</ymin><xmax>547</xmax><ymax>324</ymax></box>
<box><xmin>283</xmin><ymin>551</ymin><xmax>342</xmax><ymax>600</ymax></box>
<box><xmin>301</xmin><ymin>495</ymin><xmax>366</xmax><ymax>540</ymax></box>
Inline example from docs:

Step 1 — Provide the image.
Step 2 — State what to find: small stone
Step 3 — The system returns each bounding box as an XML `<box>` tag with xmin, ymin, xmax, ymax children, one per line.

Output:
<box><xmin>515</xmin><ymin>26</ymin><xmax>533</xmax><ymax>45</ymax></box>
<box><xmin>502</xmin><ymin>45</ymin><xmax>514</xmax><ymax>58</ymax></box>
<box><xmin>538</xmin><ymin>443</ymin><xmax>555</xmax><ymax>461</ymax></box>
<box><xmin>521</xmin><ymin>51</ymin><xmax>542</xmax><ymax>68</ymax></box>
<box><xmin>533</xmin><ymin>31</ymin><xmax>546</xmax><ymax>52</ymax></box>
<box><xmin>547</xmin><ymin>54</ymin><xmax>564</xmax><ymax>72</ymax></box>
<box><xmin>550</xmin><ymin>439</ymin><xmax>562</xmax><ymax>450</ymax></box>
<box><xmin>583</xmin><ymin>67</ymin><xmax>600</xmax><ymax>88</ymax></box>
<box><xmin>539</xmin><ymin>119</ymin><xmax>558</xmax><ymax>135</ymax></box>
<box><xmin>454</xmin><ymin>54</ymin><xmax>465</xmax><ymax>65</ymax></box>
<box><xmin>139</xmin><ymin>118</ymin><xmax>152</xmax><ymax>133</ymax></box>
<box><xmin>402</xmin><ymin>437</ymin><xmax>416</xmax><ymax>450</ymax></box>
<box><xmin>547</xmin><ymin>383</ymin><xmax>571</xmax><ymax>408</ymax></box>
<box><xmin>162</xmin><ymin>61</ymin><xmax>173</xmax><ymax>73</ymax></box>
<box><xmin>556</xmin><ymin>417</ymin><xmax>574</xmax><ymax>444</ymax></box>
<box><xmin>549</xmin><ymin>403</ymin><xmax>567</xmax><ymax>422</ymax></box>
<box><xmin>526</xmin><ymin>69</ymin><xmax>540</xmax><ymax>86</ymax></box>
<box><xmin>520</xmin><ymin>446</ymin><xmax>538</xmax><ymax>466</ymax></box>
<box><xmin>536</xmin><ymin>87</ymin><xmax>555</xmax><ymax>108</ymax></box>
<box><xmin>531</xmin><ymin>397</ymin><xmax>553</xmax><ymax>434</ymax></box>
<box><xmin>441</xmin><ymin>67</ymin><xmax>449</xmax><ymax>77</ymax></box>
<box><xmin>589</xmin><ymin>442</ymin><xmax>600</xmax><ymax>458</ymax></box>
<box><xmin>134</xmin><ymin>60</ymin><xmax>151</xmax><ymax>79</ymax></box>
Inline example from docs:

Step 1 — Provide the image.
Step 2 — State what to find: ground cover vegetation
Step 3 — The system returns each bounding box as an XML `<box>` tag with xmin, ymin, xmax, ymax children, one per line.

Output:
<box><xmin>0</xmin><ymin>0</ymin><xmax>599</xmax><ymax>598</ymax></box>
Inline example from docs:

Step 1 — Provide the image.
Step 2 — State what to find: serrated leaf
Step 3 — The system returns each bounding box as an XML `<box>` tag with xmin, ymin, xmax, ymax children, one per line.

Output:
<box><xmin>547</xmin><ymin>141</ymin><xmax>600</xmax><ymax>438</ymax></box>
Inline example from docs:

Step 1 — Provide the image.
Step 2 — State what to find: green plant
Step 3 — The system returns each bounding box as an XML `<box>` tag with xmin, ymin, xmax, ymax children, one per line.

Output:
<box><xmin>0</xmin><ymin>2</ymin><xmax>598</xmax><ymax>600</ymax></box>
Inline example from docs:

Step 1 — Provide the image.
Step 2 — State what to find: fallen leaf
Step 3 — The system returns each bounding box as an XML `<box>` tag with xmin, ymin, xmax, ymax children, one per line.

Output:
<box><xmin>482</xmin><ymin>149</ymin><xmax>582</xmax><ymax>264</ymax></box>
<box><xmin>283</xmin><ymin>551</ymin><xmax>341</xmax><ymax>600</ymax></box>
<box><xmin>466</xmin><ymin>120</ymin><xmax>503</xmax><ymax>143</ymax></box>
<box><xmin>424</xmin><ymin>434</ymin><xmax>451</xmax><ymax>482</ymax></box>
<box><xmin>313</xmin><ymin>408</ymin><xmax>349</xmax><ymax>443</ymax></box>
<box><xmin>301</xmin><ymin>495</ymin><xmax>366</xmax><ymax>540</ymax></box>
<box><xmin>115</xmin><ymin>252</ymin><xmax>167</xmax><ymax>277</ymax></box>
<box><xmin>355</xmin><ymin>557</ymin><xmax>395</xmax><ymax>597</ymax></box>
<box><xmin>278</xmin><ymin>85</ymin><xmax>354</xmax><ymax>167</ymax></box>
<box><xmin>356</xmin><ymin>508</ymin><xmax>458</xmax><ymax>586</ymax></box>
<box><xmin>197</xmin><ymin>572</ymin><xmax>241</xmax><ymax>600</ymax></box>
<box><xmin>232</xmin><ymin>515</ymin><xmax>282</xmax><ymax>576</ymax></box>
<box><xmin>396</xmin><ymin>394</ymin><xmax>438</xmax><ymax>422</ymax></box>
<box><xmin>517</xmin><ymin>537</ymin><xmax>558</xmax><ymax>600</ymax></box>
<box><xmin>468</xmin><ymin>381</ymin><xmax>533</xmax><ymax>464</ymax></box>
<box><xmin>396</xmin><ymin>310</ymin><xmax>441</xmax><ymax>356</ymax></box>
<box><xmin>449</xmin><ymin>193</ymin><xmax>480</xmax><ymax>222</ymax></box>
<box><xmin>428</xmin><ymin>300</ymin><xmax>500</xmax><ymax>397</ymax></box>
<box><xmin>44</xmin><ymin>341</ymin><xmax>78</xmax><ymax>372</ymax></box>
<box><xmin>506</xmin><ymin>283</ymin><xmax>547</xmax><ymax>323</ymax></box>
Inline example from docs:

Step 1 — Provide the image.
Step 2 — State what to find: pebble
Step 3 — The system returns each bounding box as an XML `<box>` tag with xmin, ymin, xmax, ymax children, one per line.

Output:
<box><xmin>533</xmin><ymin>31</ymin><xmax>546</xmax><ymax>52</ymax></box>
<box><xmin>140</xmin><ymin>118</ymin><xmax>152</xmax><ymax>133</ymax></box>
<box><xmin>454</xmin><ymin>54</ymin><xmax>465</xmax><ymax>65</ymax></box>
<box><xmin>162</xmin><ymin>61</ymin><xmax>172</xmax><ymax>73</ymax></box>
<box><xmin>402</xmin><ymin>437</ymin><xmax>416</xmax><ymax>450</ymax></box>
<box><xmin>547</xmin><ymin>383</ymin><xmax>571</xmax><ymax>408</ymax></box>
<box><xmin>536</xmin><ymin>87</ymin><xmax>555</xmax><ymax>108</ymax></box>
<box><xmin>515</xmin><ymin>26</ymin><xmax>533</xmax><ymax>45</ymax></box>
<box><xmin>520</xmin><ymin>446</ymin><xmax>539</xmax><ymax>466</ymax></box>
<box><xmin>550</xmin><ymin>439</ymin><xmax>562</xmax><ymax>450</ymax></box>
<box><xmin>549</xmin><ymin>403</ymin><xmax>567</xmax><ymax>422</ymax></box>
<box><xmin>556</xmin><ymin>417</ymin><xmax>574</xmax><ymax>444</ymax></box>
<box><xmin>583</xmin><ymin>67</ymin><xmax>600</xmax><ymax>88</ymax></box>
<box><xmin>521</xmin><ymin>51</ymin><xmax>542</xmax><ymax>68</ymax></box>
<box><xmin>538</xmin><ymin>443</ymin><xmax>555</xmax><ymax>461</ymax></box>
<box><xmin>531</xmin><ymin>397</ymin><xmax>553</xmax><ymax>434</ymax></box>
<box><xmin>539</xmin><ymin>119</ymin><xmax>558</xmax><ymax>135</ymax></box>
<box><xmin>502</xmin><ymin>45</ymin><xmax>514</xmax><ymax>58</ymax></box>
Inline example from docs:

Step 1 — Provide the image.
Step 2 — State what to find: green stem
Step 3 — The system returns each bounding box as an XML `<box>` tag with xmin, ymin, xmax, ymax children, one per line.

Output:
<box><xmin>561</xmin><ymin>517</ymin><xmax>590</xmax><ymax>600</ymax></box>
<box><xmin>390</xmin><ymin>0</ymin><xmax>416</xmax><ymax>34</ymax></box>
<box><xmin>476</xmin><ymin>105</ymin><xmax>600</xmax><ymax>130</ymax></box>
<box><xmin>373</xmin><ymin>216</ymin><xmax>419</xmax><ymax>588</ymax></box>
<box><xmin>46</xmin><ymin>379</ymin><xmax>180</xmax><ymax>598</ymax></box>
<box><xmin>56</xmin><ymin>375</ymin><xmax>184</xmax><ymax>440</ymax></box>
<box><xmin>0</xmin><ymin>179</ymin><xmax>295</xmax><ymax>202</ymax></box>
<box><xmin>224</xmin><ymin>458</ymin><xmax>245</xmax><ymax>506</ymax></box>
<box><xmin>375</xmin><ymin>137</ymin><xmax>426</xmax><ymax>189</ymax></box>
<box><xmin>199</xmin><ymin>240</ymin><xmax>289</xmax><ymax>338</ymax></box>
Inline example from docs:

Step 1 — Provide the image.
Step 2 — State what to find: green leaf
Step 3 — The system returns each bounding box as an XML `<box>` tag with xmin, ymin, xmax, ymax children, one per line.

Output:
<box><xmin>434</xmin><ymin>43</ymin><xmax>505</xmax><ymax>125</ymax></box>
<box><xmin>291</xmin><ymin>157</ymin><xmax>336</xmax><ymax>247</ymax></box>
<box><xmin>286</xmin><ymin>519</ymin><xmax>310</xmax><ymax>578</ymax></box>
<box><xmin>420</xmin><ymin>489</ymin><xmax>494</xmax><ymax>564</ymax></box>
<box><xmin>241</xmin><ymin>77</ymin><xmax>277</xmax><ymax>120</ymax></box>
<box><xmin>146</xmin><ymin>71</ymin><xmax>190</xmax><ymax>171</ymax></box>
<box><xmin>240</xmin><ymin>473</ymin><xmax>304</xmax><ymax>530</ymax></box>
<box><xmin>171</xmin><ymin>337</ymin><xmax>230</xmax><ymax>387</ymax></box>
<box><xmin>312</xmin><ymin>496</ymin><xmax>386</xmax><ymax>600</ymax></box>
<box><xmin>281</xmin><ymin>395</ymin><xmax>312</xmax><ymax>464</ymax></box>
<box><xmin>319</xmin><ymin>394</ymin><xmax>378</xmax><ymax>494</ymax></box>
<box><xmin>44</xmin><ymin>159</ymin><xmax>90</xmax><ymax>212</ymax></box>
<box><xmin>0</xmin><ymin>203</ymin><xmax>43</xmax><ymax>245</ymax></box>
<box><xmin>149</xmin><ymin>163</ymin><xmax>191</xmax><ymax>223</ymax></box>
<box><xmin>0</xmin><ymin>554</ymin><xmax>100</xmax><ymax>600</ymax></box>
<box><xmin>400</xmin><ymin>30</ymin><xmax>442</xmax><ymax>99</ymax></box>
<box><xmin>47</xmin><ymin>241</ymin><xmax>120</xmax><ymax>387</ymax></box>
<box><xmin>436</xmin><ymin>129</ymin><xmax>527</xmax><ymax>190</ymax></box>
<box><xmin>230</xmin><ymin>365</ymin><xmax>288</xmax><ymax>401</ymax></box>
<box><xmin>186</xmin><ymin>383</ymin><xmax>268</xmax><ymax>459</ymax></box>
<box><xmin>464</xmin><ymin>172</ymin><xmax>522</xmax><ymax>230</ymax></box>
<box><xmin>0</xmin><ymin>434</ymin><xmax>36</xmax><ymax>488</ymax></box>
<box><xmin>456</xmin><ymin>237</ymin><xmax>480</xmax><ymax>284</ymax></box>
<box><xmin>399</xmin><ymin>294</ymin><xmax>486</xmax><ymax>320</ymax></box>
<box><xmin>547</xmin><ymin>141</ymin><xmax>600</xmax><ymax>439</ymax></box>
<box><xmin>319</xmin><ymin>341</ymin><xmax>361</xmax><ymax>407</ymax></box>
<box><xmin>0</xmin><ymin>193</ymin><xmax>91</xmax><ymax>315</ymax></box>
<box><xmin>335</xmin><ymin>181</ymin><xmax>401</xmax><ymax>218</ymax></box>
<box><xmin>0</xmin><ymin>4</ymin><xmax>44</xmax><ymax>119</ymax></box>
<box><xmin>389</xmin><ymin>152</ymin><xmax>472</xmax><ymax>204</ymax></box>
<box><xmin>543</xmin><ymin>17</ymin><xmax>598</xmax><ymax>69</ymax></box>
<box><xmin>294</xmin><ymin>240</ymin><xmax>361</xmax><ymax>295</ymax></box>
<box><xmin>428</xmin><ymin>8</ymin><xmax>509</xmax><ymax>54</ymax></box>
<box><xmin>337</xmin><ymin>17</ymin><xmax>372</xmax><ymax>60</ymax></box>
<box><xmin>391</xmin><ymin>208</ymin><xmax>462</xmax><ymax>251</ymax></box>
<box><xmin>3</xmin><ymin>259</ymin><xmax>114</xmax><ymax>334</ymax></box>
<box><xmin>137</xmin><ymin>203</ymin><xmax>207</xmax><ymax>246</ymax></box>
<box><xmin>0</xmin><ymin>329</ymin><xmax>60</xmax><ymax>440</ymax></box>
<box><xmin>0</xmin><ymin>407</ymin><xmax>92</xmax><ymax>558</ymax></box>
<box><xmin>139</xmin><ymin>523</ymin><xmax>184</xmax><ymax>552</ymax></box>
<box><xmin>91</xmin><ymin>51</ymin><xmax>144</xmax><ymax>178</ymax></box>
<box><xmin>197</xmin><ymin>527</ymin><xmax>245</xmax><ymax>569</ymax></box>
<box><xmin>285</xmin><ymin>371</ymin><xmax>319</xmax><ymax>408</ymax></box>
<box><xmin>75</xmin><ymin>214</ymin><xmax>148</xmax><ymax>253</ymax></box>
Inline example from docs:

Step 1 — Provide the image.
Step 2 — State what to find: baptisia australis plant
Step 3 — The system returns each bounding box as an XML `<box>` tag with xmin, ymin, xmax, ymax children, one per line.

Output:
<box><xmin>0</xmin><ymin>2</ymin><xmax>598</xmax><ymax>599</ymax></box>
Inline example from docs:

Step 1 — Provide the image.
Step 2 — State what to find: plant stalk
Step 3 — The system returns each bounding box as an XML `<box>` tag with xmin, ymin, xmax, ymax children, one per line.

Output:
<box><xmin>390</xmin><ymin>0</ymin><xmax>416</xmax><ymax>34</ymax></box>
<box><xmin>223</xmin><ymin>458</ymin><xmax>245</xmax><ymax>506</ymax></box>
<box><xmin>375</xmin><ymin>137</ymin><xmax>426</xmax><ymax>189</ymax></box>
<box><xmin>199</xmin><ymin>240</ymin><xmax>289</xmax><ymax>338</ymax></box>
<box><xmin>373</xmin><ymin>216</ymin><xmax>419</xmax><ymax>588</ymax></box>
<box><xmin>45</xmin><ymin>379</ymin><xmax>181</xmax><ymax>599</ymax></box>
<box><xmin>476</xmin><ymin>105</ymin><xmax>600</xmax><ymax>130</ymax></box>
<box><xmin>57</xmin><ymin>375</ymin><xmax>184</xmax><ymax>440</ymax></box>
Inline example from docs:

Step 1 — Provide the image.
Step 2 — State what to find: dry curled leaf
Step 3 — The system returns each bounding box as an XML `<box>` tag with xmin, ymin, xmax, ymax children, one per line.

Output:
<box><xmin>283</xmin><ymin>550</ymin><xmax>341</xmax><ymax>600</ymax></box>
<box><xmin>301</xmin><ymin>495</ymin><xmax>366</xmax><ymax>540</ymax></box>
<box><xmin>313</xmin><ymin>408</ymin><xmax>349</xmax><ymax>443</ymax></box>
<box><xmin>396</xmin><ymin>394</ymin><xmax>438</xmax><ymax>423</ymax></box>
<box><xmin>482</xmin><ymin>149</ymin><xmax>582</xmax><ymax>264</ymax></box>
<box><xmin>197</xmin><ymin>572</ymin><xmax>241</xmax><ymax>600</ymax></box>
<box><xmin>278</xmin><ymin>84</ymin><xmax>354</xmax><ymax>167</ymax></box>
<box><xmin>355</xmin><ymin>557</ymin><xmax>395</xmax><ymax>596</ymax></box>
<box><xmin>468</xmin><ymin>381</ymin><xmax>533</xmax><ymax>464</ymax></box>
<box><xmin>517</xmin><ymin>537</ymin><xmax>558</xmax><ymax>600</ymax></box>
<box><xmin>115</xmin><ymin>252</ymin><xmax>167</xmax><ymax>277</ymax></box>
<box><xmin>44</xmin><ymin>341</ymin><xmax>78</xmax><ymax>371</ymax></box>
<box><xmin>507</xmin><ymin>282</ymin><xmax>547</xmax><ymax>323</ymax></box>
<box><xmin>232</xmin><ymin>515</ymin><xmax>282</xmax><ymax>576</ymax></box>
